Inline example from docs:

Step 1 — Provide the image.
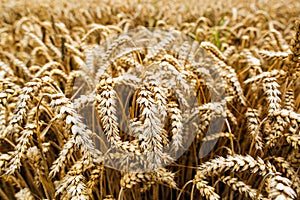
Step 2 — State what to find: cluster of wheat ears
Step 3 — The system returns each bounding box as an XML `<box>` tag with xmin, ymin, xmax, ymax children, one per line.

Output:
<box><xmin>0</xmin><ymin>0</ymin><xmax>299</xmax><ymax>199</ymax></box>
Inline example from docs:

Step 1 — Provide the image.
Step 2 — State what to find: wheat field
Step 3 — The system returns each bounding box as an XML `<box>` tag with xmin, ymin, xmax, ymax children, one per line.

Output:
<box><xmin>0</xmin><ymin>0</ymin><xmax>299</xmax><ymax>199</ymax></box>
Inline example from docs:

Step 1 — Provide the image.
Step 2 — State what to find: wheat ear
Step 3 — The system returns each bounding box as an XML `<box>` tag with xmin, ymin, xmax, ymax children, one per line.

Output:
<box><xmin>219</xmin><ymin>175</ymin><xmax>265</xmax><ymax>200</ymax></box>
<box><xmin>246</xmin><ymin>108</ymin><xmax>263</xmax><ymax>153</ymax></box>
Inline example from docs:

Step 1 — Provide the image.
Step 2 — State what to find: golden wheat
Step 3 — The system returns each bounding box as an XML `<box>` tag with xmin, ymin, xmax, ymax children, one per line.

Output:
<box><xmin>0</xmin><ymin>0</ymin><xmax>299</xmax><ymax>199</ymax></box>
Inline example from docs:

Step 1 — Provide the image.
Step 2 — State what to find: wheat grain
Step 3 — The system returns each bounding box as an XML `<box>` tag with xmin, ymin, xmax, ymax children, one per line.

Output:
<box><xmin>266</xmin><ymin>175</ymin><xmax>297</xmax><ymax>200</ymax></box>
<box><xmin>269</xmin><ymin>157</ymin><xmax>300</xmax><ymax>195</ymax></box>
<box><xmin>246</xmin><ymin>108</ymin><xmax>264</xmax><ymax>152</ymax></box>
<box><xmin>49</xmin><ymin>92</ymin><xmax>100</xmax><ymax>177</ymax></box>
<box><xmin>201</xmin><ymin>43</ymin><xmax>246</xmax><ymax>105</ymax></box>
<box><xmin>219</xmin><ymin>176</ymin><xmax>265</xmax><ymax>200</ymax></box>
<box><xmin>196</xmin><ymin>155</ymin><xmax>276</xmax><ymax>178</ymax></box>
<box><xmin>0</xmin><ymin>61</ymin><xmax>14</xmax><ymax>76</ymax></box>
<box><xmin>200</xmin><ymin>41</ymin><xmax>227</xmax><ymax>63</ymax></box>
<box><xmin>137</xmin><ymin>85</ymin><xmax>172</xmax><ymax>169</ymax></box>
<box><xmin>34</xmin><ymin>61</ymin><xmax>64</xmax><ymax>78</ymax></box>
<box><xmin>263</xmin><ymin>76</ymin><xmax>281</xmax><ymax>114</ymax></box>
<box><xmin>167</xmin><ymin>101</ymin><xmax>183</xmax><ymax>152</ymax></box>
<box><xmin>55</xmin><ymin>160</ymin><xmax>89</xmax><ymax>200</ymax></box>
<box><xmin>283</xmin><ymin>89</ymin><xmax>295</xmax><ymax>111</ymax></box>
<box><xmin>193</xmin><ymin>174</ymin><xmax>220</xmax><ymax>200</ymax></box>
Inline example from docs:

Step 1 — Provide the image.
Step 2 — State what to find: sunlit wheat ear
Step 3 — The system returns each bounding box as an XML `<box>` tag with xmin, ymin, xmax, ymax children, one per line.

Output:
<box><xmin>273</xmin><ymin>109</ymin><xmax>300</xmax><ymax>123</ymax></box>
<box><xmin>0</xmin><ymin>80</ymin><xmax>20</xmax><ymax>132</ymax></box>
<box><xmin>200</xmin><ymin>41</ymin><xmax>227</xmax><ymax>63</ymax></box>
<box><xmin>222</xmin><ymin>45</ymin><xmax>235</xmax><ymax>59</ymax></box>
<box><xmin>195</xmin><ymin>108</ymin><xmax>215</xmax><ymax>140</ymax></box>
<box><xmin>34</xmin><ymin>61</ymin><xmax>64</xmax><ymax>78</ymax></box>
<box><xmin>196</xmin><ymin>155</ymin><xmax>276</xmax><ymax>178</ymax></box>
<box><xmin>266</xmin><ymin>175</ymin><xmax>297</xmax><ymax>200</ymax></box>
<box><xmin>194</xmin><ymin>155</ymin><xmax>296</xmax><ymax>198</ymax></box>
<box><xmin>287</xmin><ymin>21</ymin><xmax>300</xmax><ymax>66</ymax></box>
<box><xmin>246</xmin><ymin>108</ymin><xmax>263</xmax><ymax>153</ymax></box>
<box><xmin>86</xmin><ymin>164</ymin><xmax>104</xmax><ymax>191</ymax></box>
<box><xmin>158</xmin><ymin>60</ymin><xmax>190</xmax><ymax>90</ymax></box>
<box><xmin>287</xmin><ymin>149</ymin><xmax>300</xmax><ymax>169</ymax></box>
<box><xmin>283</xmin><ymin>88</ymin><xmax>295</xmax><ymax>111</ymax></box>
<box><xmin>5</xmin><ymin>122</ymin><xmax>36</xmax><ymax>175</ymax></box>
<box><xmin>3</xmin><ymin>52</ymin><xmax>32</xmax><ymax>79</ymax></box>
<box><xmin>15</xmin><ymin>188</ymin><xmax>34</xmax><ymax>200</ymax></box>
<box><xmin>49</xmin><ymin>93</ymin><xmax>99</xmax><ymax>178</ymax></box>
<box><xmin>116</xmin><ymin>56</ymin><xmax>144</xmax><ymax>76</ymax></box>
<box><xmin>148</xmin><ymin>80</ymin><xmax>168</xmax><ymax>119</ymax></box>
<box><xmin>4</xmin><ymin>77</ymin><xmax>46</xmax><ymax>138</ymax></box>
<box><xmin>285</xmin><ymin>135</ymin><xmax>300</xmax><ymax>151</ymax></box>
<box><xmin>262</xmin><ymin>76</ymin><xmax>281</xmax><ymax>115</ymax></box>
<box><xmin>217</xmin><ymin>59</ymin><xmax>246</xmax><ymax>105</ymax></box>
<box><xmin>257</xmin><ymin>49</ymin><xmax>289</xmax><ymax>61</ymax></box>
<box><xmin>31</xmin><ymin>46</ymin><xmax>53</xmax><ymax>65</ymax></box>
<box><xmin>95</xmin><ymin>74</ymin><xmax>140</xmax><ymax>153</ymax></box>
<box><xmin>270</xmin><ymin>29</ymin><xmax>287</xmax><ymax>51</ymax></box>
<box><xmin>55</xmin><ymin>160</ymin><xmax>89</xmax><ymax>200</ymax></box>
<box><xmin>218</xmin><ymin>176</ymin><xmax>265</xmax><ymax>200</ymax></box>
<box><xmin>139</xmin><ymin>181</ymin><xmax>155</xmax><ymax>193</ymax></box>
<box><xmin>286</xmin><ymin>109</ymin><xmax>299</xmax><ymax>141</ymax></box>
<box><xmin>121</xmin><ymin>168</ymin><xmax>177</xmax><ymax>189</ymax></box>
<box><xmin>26</xmin><ymin>146</ymin><xmax>55</xmax><ymax>198</ymax></box>
<box><xmin>95</xmin><ymin>75</ymin><xmax>121</xmax><ymax>147</ymax></box>
<box><xmin>81</xmin><ymin>25</ymin><xmax>110</xmax><ymax>44</ymax></box>
<box><xmin>120</xmin><ymin>171</ymin><xmax>153</xmax><ymax>189</ymax></box>
<box><xmin>201</xmin><ymin>42</ymin><xmax>246</xmax><ymax>105</ymax></box>
<box><xmin>193</xmin><ymin>174</ymin><xmax>220</xmax><ymax>200</ymax></box>
<box><xmin>161</xmin><ymin>53</ymin><xmax>187</xmax><ymax>73</ymax></box>
<box><xmin>137</xmin><ymin>86</ymin><xmax>172</xmax><ymax>169</ymax></box>
<box><xmin>113</xmin><ymin>73</ymin><xmax>141</xmax><ymax>90</ymax></box>
<box><xmin>191</xmin><ymin>65</ymin><xmax>215</xmax><ymax>91</ymax></box>
<box><xmin>49</xmin><ymin>69</ymin><xmax>69</xmax><ymax>82</ymax></box>
<box><xmin>28</xmin><ymin>65</ymin><xmax>42</xmax><ymax>75</ymax></box>
<box><xmin>5</xmin><ymin>105</ymin><xmax>49</xmax><ymax>177</ymax></box>
<box><xmin>265</xmin><ymin>115</ymin><xmax>287</xmax><ymax>148</ymax></box>
<box><xmin>191</xmin><ymin>100</ymin><xmax>229</xmax><ymax>139</ymax></box>
<box><xmin>244</xmin><ymin>50</ymin><xmax>262</xmax><ymax>74</ymax></box>
<box><xmin>167</xmin><ymin>101</ymin><xmax>183</xmax><ymax>152</ymax></box>
<box><xmin>154</xmin><ymin>168</ymin><xmax>177</xmax><ymax>189</ymax></box>
<box><xmin>0</xmin><ymin>61</ymin><xmax>15</xmax><ymax>77</ymax></box>
<box><xmin>269</xmin><ymin>109</ymin><xmax>300</xmax><ymax>147</ymax></box>
<box><xmin>120</xmin><ymin>168</ymin><xmax>177</xmax><ymax>190</ymax></box>
<box><xmin>14</xmin><ymin>16</ymin><xmax>32</xmax><ymax>36</ymax></box>
<box><xmin>64</xmin><ymin>34</ymin><xmax>80</xmax><ymax>47</ymax></box>
<box><xmin>270</xmin><ymin>157</ymin><xmax>300</xmax><ymax>195</ymax></box>
<box><xmin>243</xmin><ymin>69</ymin><xmax>286</xmax><ymax>85</ymax></box>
